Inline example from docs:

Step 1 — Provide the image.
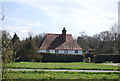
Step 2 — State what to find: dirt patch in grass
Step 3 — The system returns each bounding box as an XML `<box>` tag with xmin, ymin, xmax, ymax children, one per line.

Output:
<box><xmin>103</xmin><ymin>63</ymin><xmax>120</xmax><ymax>66</ymax></box>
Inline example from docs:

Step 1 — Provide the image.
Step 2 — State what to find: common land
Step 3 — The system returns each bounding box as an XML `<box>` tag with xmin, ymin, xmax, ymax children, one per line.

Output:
<box><xmin>7</xmin><ymin>62</ymin><xmax>119</xmax><ymax>70</ymax></box>
<box><xmin>5</xmin><ymin>62</ymin><xmax>120</xmax><ymax>80</ymax></box>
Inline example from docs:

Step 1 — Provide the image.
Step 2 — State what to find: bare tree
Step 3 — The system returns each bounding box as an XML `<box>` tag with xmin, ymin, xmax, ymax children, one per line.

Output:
<box><xmin>110</xmin><ymin>24</ymin><xmax>119</xmax><ymax>54</ymax></box>
<box><xmin>0</xmin><ymin>5</ymin><xmax>5</xmax><ymax>20</ymax></box>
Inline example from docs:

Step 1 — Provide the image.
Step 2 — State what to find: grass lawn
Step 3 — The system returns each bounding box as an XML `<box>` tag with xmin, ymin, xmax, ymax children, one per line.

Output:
<box><xmin>4</xmin><ymin>62</ymin><xmax>120</xmax><ymax>80</ymax></box>
<box><xmin>6</xmin><ymin>71</ymin><xmax>119</xmax><ymax>79</ymax></box>
<box><xmin>7</xmin><ymin>62</ymin><xmax>119</xmax><ymax>70</ymax></box>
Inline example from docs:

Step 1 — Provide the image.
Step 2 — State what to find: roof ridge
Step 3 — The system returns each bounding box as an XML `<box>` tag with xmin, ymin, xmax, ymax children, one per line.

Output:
<box><xmin>46</xmin><ymin>33</ymin><xmax>71</xmax><ymax>35</ymax></box>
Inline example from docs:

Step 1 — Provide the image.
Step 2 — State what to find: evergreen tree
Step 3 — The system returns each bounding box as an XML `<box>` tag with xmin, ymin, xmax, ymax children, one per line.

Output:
<box><xmin>11</xmin><ymin>33</ymin><xmax>20</xmax><ymax>43</ymax></box>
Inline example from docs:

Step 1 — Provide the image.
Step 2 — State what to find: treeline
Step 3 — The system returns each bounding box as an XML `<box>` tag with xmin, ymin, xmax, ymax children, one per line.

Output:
<box><xmin>1</xmin><ymin>31</ymin><xmax>44</xmax><ymax>62</ymax></box>
<box><xmin>1</xmin><ymin>24</ymin><xmax>120</xmax><ymax>62</ymax></box>
<box><xmin>77</xmin><ymin>24</ymin><xmax>120</xmax><ymax>54</ymax></box>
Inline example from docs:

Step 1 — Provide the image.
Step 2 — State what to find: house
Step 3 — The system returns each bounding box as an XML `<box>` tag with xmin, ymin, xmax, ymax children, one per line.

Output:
<box><xmin>38</xmin><ymin>28</ymin><xmax>82</xmax><ymax>55</ymax></box>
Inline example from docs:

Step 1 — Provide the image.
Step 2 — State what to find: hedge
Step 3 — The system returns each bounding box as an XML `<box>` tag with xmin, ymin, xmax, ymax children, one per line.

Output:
<box><xmin>83</xmin><ymin>53</ymin><xmax>120</xmax><ymax>63</ymax></box>
<box><xmin>41</xmin><ymin>53</ymin><xmax>83</xmax><ymax>62</ymax></box>
<box><xmin>93</xmin><ymin>54</ymin><xmax>120</xmax><ymax>63</ymax></box>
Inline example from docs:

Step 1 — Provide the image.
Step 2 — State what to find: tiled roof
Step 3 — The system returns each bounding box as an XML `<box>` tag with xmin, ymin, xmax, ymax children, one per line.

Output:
<box><xmin>39</xmin><ymin>33</ymin><xmax>82</xmax><ymax>50</ymax></box>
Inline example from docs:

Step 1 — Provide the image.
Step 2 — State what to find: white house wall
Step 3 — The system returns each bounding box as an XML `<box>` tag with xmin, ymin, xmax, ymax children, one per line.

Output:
<box><xmin>38</xmin><ymin>49</ymin><xmax>82</xmax><ymax>55</ymax></box>
<box><xmin>78</xmin><ymin>51</ymin><xmax>82</xmax><ymax>54</ymax></box>
<box><xmin>50</xmin><ymin>50</ymin><xmax>55</xmax><ymax>53</ymax></box>
<box><xmin>68</xmin><ymin>50</ymin><xmax>74</xmax><ymax>54</ymax></box>
<box><xmin>38</xmin><ymin>50</ymin><xmax>46</xmax><ymax>53</ymax></box>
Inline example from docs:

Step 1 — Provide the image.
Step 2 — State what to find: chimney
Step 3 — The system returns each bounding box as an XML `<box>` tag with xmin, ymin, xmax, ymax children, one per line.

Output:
<box><xmin>62</xmin><ymin>27</ymin><xmax>66</xmax><ymax>41</ymax></box>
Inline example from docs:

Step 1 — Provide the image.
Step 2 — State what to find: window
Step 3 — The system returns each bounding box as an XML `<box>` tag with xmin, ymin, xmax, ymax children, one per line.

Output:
<box><xmin>64</xmin><ymin>50</ymin><xmax>68</xmax><ymax>54</ymax></box>
<box><xmin>46</xmin><ymin>50</ymin><xmax>50</xmax><ymax>53</ymax></box>
<box><xmin>75</xmin><ymin>50</ymin><xmax>78</xmax><ymax>53</ymax></box>
<box><xmin>55</xmin><ymin>50</ymin><xmax>59</xmax><ymax>53</ymax></box>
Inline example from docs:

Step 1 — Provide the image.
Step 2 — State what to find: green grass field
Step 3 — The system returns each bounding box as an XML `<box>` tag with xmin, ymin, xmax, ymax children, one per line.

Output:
<box><xmin>7</xmin><ymin>62</ymin><xmax>119</xmax><ymax>70</ymax></box>
<box><xmin>4</xmin><ymin>62</ymin><xmax>119</xmax><ymax>80</ymax></box>
<box><xmin>6</xmin><ymin>71</ymin><xmax>119</xmax><ymax>79</ymax></box>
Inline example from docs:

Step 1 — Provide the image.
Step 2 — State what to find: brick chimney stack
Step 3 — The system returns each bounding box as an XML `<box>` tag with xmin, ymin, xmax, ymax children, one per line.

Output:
<box><xmin>62</xmin><ymin>27</ymin><xmax>66</xmax><ymax>42</ymax></box>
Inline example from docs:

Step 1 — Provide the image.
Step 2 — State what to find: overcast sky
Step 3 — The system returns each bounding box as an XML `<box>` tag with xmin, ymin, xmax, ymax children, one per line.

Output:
<box><xmin>0</xmin><ymin>0</ymin><xmax>119</xmax><ymax>40</ymax></box>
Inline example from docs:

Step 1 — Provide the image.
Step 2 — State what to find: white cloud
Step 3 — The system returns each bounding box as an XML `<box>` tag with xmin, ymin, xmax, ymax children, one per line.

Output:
<box><xmin>5</xmin><ymin>16</ymin><xmax>30</xmax><ymax>26</ymax></box>
<box><xmin>1</xmin><ymin>25</ymin><xmax>32</xmax><ymax>40</ymax></box>
<box><xmin>28</xmin><ymin>21</ymin><xmax>43</xmax><ymax>27</ymax></box>
<box><xmin>2</xmin><ymin>0</ymin><xmax>79</xmax><ymax>2</ymax></box>
<box><xmin>1</xmin><ymin>0</ymin><xmax>119</xmax><ymax>39</ymax></box>
<box><xmin>1</xmin><ymin>25</ymin><xmax>31</xmax><ymax>33</ymax></box>
<box><xmin>13</xmin><ymin>8</ymin><xmax>25</xmax><ymax>16</ymax></box>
